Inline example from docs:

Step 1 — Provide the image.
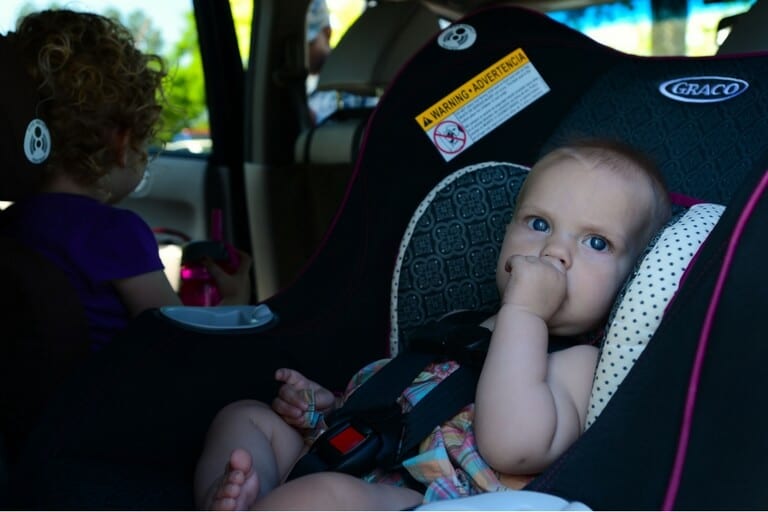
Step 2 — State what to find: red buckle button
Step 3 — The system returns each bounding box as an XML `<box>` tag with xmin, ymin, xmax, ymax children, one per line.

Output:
<box><xmin>328</xmin><ymin>426</ymin><xmax>366</xmax><ymax>454</ymax></box>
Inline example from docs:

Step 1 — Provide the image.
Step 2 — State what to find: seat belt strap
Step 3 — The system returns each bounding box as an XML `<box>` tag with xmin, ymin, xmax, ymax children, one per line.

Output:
<box><xmin>287</xmin><ymin>317</ymin><xmax>492</xmax><ymax>480</ymax></box>
<box><xmin>286</xmin><ymin>350</ymin><xmax>436</xmax><ymax>481</ymax></box>
<box><xmin>333</xmin><ymin>350</ymin><xmax>436</xmax><ymax>416</ymax></box>
<box><xmin>398</xmin><ymin>364</ymin><xmax>480</xmax><ymax>460</ymax></box>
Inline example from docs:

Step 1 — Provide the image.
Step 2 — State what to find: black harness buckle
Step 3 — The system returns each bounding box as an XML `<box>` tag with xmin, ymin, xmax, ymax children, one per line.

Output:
<box><xmin>286</xmin><ymin>312</ymin><xmax>493</xmax><ymax>482</ymax></box>
<box><xmin>286</xmin><ymin>405</ymin><xmax>403</xmax><ymax>481</ymax></box>
<box><xmin>311</xmin><ymin>419</ymin><xmax>382</xmax><ymax>473</ymax></box>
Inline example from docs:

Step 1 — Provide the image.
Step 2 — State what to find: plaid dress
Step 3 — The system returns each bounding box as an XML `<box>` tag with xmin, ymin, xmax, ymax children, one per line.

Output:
<box><xmin>339</xmin><ymin>358</ymin><xmax>534</xmax><ymax>503</ymax></box>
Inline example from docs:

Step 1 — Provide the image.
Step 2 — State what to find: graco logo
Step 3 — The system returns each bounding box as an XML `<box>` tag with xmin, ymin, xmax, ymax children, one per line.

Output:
<box><xmin>659</xmin><ymin>76</ymin><xmax>749</xmax><ymax>103</ymax></box>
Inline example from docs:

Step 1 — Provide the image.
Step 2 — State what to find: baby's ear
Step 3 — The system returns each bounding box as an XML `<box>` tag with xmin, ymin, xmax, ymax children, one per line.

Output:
<box><xmin>109</xmin><ymin>127</ymin><xmax>132</xmax><ymax>167</ymax></box>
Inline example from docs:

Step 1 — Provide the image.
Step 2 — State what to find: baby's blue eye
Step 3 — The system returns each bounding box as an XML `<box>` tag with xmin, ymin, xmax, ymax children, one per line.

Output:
<box><xmin>587</xmin><ymin>236</ymin><xmax>608</xmax><ymax>251</ymax></box>
<box><xmin>529</xmin><ymin>217</ymin><xmax>549</xmax><ymax>232</ymax></box>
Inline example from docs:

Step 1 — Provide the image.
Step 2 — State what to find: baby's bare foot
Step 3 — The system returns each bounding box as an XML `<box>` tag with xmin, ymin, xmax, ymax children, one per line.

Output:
<box><xmin>210</xmin><ymin>449</ymin><xmax>260</xmax><ymax>510</ymax></box>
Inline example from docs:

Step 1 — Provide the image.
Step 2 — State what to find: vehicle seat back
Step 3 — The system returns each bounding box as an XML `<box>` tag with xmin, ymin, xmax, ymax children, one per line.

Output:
<box><xmin>278</xmin><ymin>1</ymin><xmax>444</xmax><ymax>289</ymax></box>
<box><xmin>295</xmin><ymin>1</ymin><xmax>443</xmax><ymax>166</ymax></box>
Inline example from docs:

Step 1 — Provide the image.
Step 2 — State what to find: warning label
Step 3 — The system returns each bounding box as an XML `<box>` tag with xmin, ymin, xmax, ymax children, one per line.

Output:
<box><xmin>415</xmin><ymin>48</ymin><xmax>550</xmax><ymax>161</ymax></box>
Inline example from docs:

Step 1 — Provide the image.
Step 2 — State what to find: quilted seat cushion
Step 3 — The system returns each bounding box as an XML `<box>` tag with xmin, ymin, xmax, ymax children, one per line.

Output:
<box><xmin>389</xmin><ymin>162</ymin><xmax>529</xmax><ymax>355</ymax></box>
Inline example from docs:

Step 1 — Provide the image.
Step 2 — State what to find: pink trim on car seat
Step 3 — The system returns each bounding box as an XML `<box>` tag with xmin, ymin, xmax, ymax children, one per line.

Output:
<box><xmin>669</xmin><ymin>191</ymin><xmax>705</xmax><ymax>207</ymax></box>
<box><xmin>663</xmin><ymin>169</ymin><xmax>768</xmax><ymax>510</ymax></box>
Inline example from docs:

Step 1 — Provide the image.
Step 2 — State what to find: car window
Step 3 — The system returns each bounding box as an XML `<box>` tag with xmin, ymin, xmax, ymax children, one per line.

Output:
<box><xmin>326</xmin><ymin>0</ymin><xmax>366</xmax><ymax>46</ymax></box>
<box><xmin>548</xmin><ymin>0</ymin><xmax>757</xmax><ymax>56</ymax></box>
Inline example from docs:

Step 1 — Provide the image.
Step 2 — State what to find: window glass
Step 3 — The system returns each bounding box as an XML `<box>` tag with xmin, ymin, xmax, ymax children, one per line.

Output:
<box><xmin>548</xmin><ymin>0</ymin><xmax>756</xmax><ymax>56</ymax></box>
<box><xmin>230</xmin><ymin>0</ymin><xmax>253</xmax><ymax>66</ymax></box>
<box><xmin>226</xmin><ymin>0</ymin><xmax>363</xmax><ymax>67</ymax></box>
<box><xmin>327</xmin><ymin>0</ymin><xmax>366</xmax><ymax>47</ymax></box>
<box><xmin>2</xmin><ymin>0</ymin><xmax>211</xmax><ymax>155</ymax></box>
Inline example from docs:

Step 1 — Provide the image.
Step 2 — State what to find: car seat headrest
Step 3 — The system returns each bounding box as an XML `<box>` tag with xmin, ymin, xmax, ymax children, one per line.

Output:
<box><xmin>586</xmin><ymin>202</ymin><xmax>724</xmax><ymax>427</ymax></box>
<box><xmin>390</xmin><ymin>162</ymin><xmax>528</xmax><ymax>355</ymax></box>
<box><xmin>0</xmin><ymin>33</ymin><xmax>50</xmax><ymax>201</ymax></box>
<box><xmin>316</xmin><ymin>2</ymin><xmax>443</xmax><ymax>96</ymax></box>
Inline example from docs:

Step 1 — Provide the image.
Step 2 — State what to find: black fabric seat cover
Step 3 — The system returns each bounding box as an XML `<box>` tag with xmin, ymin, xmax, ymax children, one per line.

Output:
<box><xmin>0</xmin><ymin>236</ymin><xmax>89</xmax><ymax>461</ymax></box>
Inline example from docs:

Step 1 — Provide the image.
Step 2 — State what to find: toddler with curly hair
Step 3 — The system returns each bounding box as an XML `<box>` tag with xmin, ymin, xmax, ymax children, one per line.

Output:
<box><xmin>0</xmin><ymin>9</ymin><xmax>251</xmax><ymax>349</ymax></box>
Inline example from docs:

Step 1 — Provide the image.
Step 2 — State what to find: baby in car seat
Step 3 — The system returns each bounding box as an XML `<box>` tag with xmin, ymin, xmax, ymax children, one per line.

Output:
<box><xmin>0</xmin><ymin>9</ymin><xmax>252</xmax><ymax>350</ymax></box>
<box><xmin>193</xmin><ymin>138</ymin><xmax>672</xmax><ymax>510</ymax></box>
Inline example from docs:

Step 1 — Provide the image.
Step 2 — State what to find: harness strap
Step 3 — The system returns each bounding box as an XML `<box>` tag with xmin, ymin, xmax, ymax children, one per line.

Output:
<box><xmin>336</xmin><ymin>351</ymin><xmax>436</xmax><ymax>415</ymax></box>
<box><xmin>286</xmin><ymin>350</ymin><xmax>437</xmax><ymax>480</ymax></box>
<box><xmin>286</xmin><ymin>314</ymin><xmax>493</xmax><ymax>481</ymax></box>
<box><xmin>399</xmin><ymin>364</ymin><xmax>480</xmax><ymax>457</ymax></box>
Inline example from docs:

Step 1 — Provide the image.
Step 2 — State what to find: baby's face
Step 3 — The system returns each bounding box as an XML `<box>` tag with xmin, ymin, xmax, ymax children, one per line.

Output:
<box><xmin>497</xmin><ymin>152</ymin><xmax>655</xmax><ymax>335</ymax></box>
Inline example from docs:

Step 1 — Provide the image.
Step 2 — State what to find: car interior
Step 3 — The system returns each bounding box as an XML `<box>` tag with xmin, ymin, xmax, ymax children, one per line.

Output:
<box><xmin>2</xmin><ymin>0</ymin><xmax>768</xmax><ymax>509</ymax></box>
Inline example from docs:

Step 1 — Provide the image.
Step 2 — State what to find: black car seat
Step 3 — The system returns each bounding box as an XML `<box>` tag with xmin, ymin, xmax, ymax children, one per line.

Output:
<box><xmin>0</xmin><ymin>434</ymin><xmax>7</xmax><ymax>508</ymax></box>
<box><xmin>0</xmin><ymin>35</ymin><xmax>91</xmax><ymax>464</ymax></box>
<box><xmin>12</xmin><ymin>4</ymin><xmax>768</xmax><ymax>509</ymax></box>
<box><xmin>0</xmin><ymin>237</ymin><xmax>89</xmax><ymax>457</ymax></box>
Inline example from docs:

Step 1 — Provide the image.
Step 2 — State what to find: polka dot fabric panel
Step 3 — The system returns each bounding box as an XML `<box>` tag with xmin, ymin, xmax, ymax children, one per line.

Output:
<box><xmin>389</xmin><ymin>162</ymin><xmax>530</xmax><ymax>356</ymax></box>
<box><xmin>585</xmin><ymin>203</ymin><xmax>725</xmax><ymax>428</ymax></box>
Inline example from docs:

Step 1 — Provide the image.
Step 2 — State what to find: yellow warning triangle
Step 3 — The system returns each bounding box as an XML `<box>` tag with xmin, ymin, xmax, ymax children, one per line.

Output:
<box><xmin>422</xmin><ymin>117</ymin><xmax>432</xmax><ymax>128</ymax></box>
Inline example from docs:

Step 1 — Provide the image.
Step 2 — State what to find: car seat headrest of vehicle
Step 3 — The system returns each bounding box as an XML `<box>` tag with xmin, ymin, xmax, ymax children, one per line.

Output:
<box><xmin>0</xmin><ymin>33</ymin><xmax>51</xmax><ymax>201</ymax></box>
<box><xmin>316</xmin><ymin>2</ymin><xmax>442</xmax><ymax>96</ymax></box>
<box><xmin>586</xmin><ymin>202</ymin><xmax>724</xmax><ymax>428</ymax></box>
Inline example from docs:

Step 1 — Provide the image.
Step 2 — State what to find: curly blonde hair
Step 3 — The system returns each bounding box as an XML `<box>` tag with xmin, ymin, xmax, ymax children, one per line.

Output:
<box><xmin>10</xmin><ymin>9</ymin><xmax>167</xmax><ymax>188</ymax></box>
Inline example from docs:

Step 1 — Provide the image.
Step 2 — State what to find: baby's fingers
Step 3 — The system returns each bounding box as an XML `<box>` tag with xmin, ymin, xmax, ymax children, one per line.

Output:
<box><xmin>275</xmin><ymin>368</ymin><xmax>310</xmax><ymax>387</ymax></box>
<box><xmin>276</xmin><ymin>381</ymin><xmax>311</xmax><ymax>408</ymax></box>
<box><xmin>272</xmin><ymin>395</ymin><xmax>305</xmax><ymax>420</ymax></box>
<box><xmin>273</xmin><ymin>389</ymin><xmax>322</xmax><ymax>428</ymax></box>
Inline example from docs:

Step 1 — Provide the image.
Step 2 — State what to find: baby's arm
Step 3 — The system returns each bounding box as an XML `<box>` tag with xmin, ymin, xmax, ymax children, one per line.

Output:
<box><xmin>474</xmin><ymin>255</ymin><xmax>597</xmax><ymax>475</ymax></box>
<box><xmin>272</xmin><ymin>368</ymin><xmax>340</xmax><ymax>428</ymax></box>
<box><xmin>113</xmin><ymin>270</ymin><xmax>182</xmax><ymax>316</ymax></box>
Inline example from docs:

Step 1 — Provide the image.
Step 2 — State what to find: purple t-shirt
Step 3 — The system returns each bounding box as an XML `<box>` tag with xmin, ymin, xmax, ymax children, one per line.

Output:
<box><xmin>1</xmin><ymin>193</ymin><xmax>163</xmax><ymax>350</ymax></box>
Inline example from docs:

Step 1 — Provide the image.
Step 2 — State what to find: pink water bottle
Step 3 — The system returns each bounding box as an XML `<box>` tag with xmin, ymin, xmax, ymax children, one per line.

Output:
<box><xmin>178</xmin><ymin>209</ymin><xmax>240</xmax><ymax>306</ymax></box>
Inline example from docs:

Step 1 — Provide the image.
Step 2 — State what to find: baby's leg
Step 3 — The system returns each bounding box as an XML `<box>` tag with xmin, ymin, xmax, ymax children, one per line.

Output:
<box><xmin>250</xmin><ymin>472</ymin><xmax>424</xmax><ymax>510</ymax></box>
<box><xmin>194</xmin><ymin>400</ymin><xmax>306</xmax><ymax>509</ymax></box>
